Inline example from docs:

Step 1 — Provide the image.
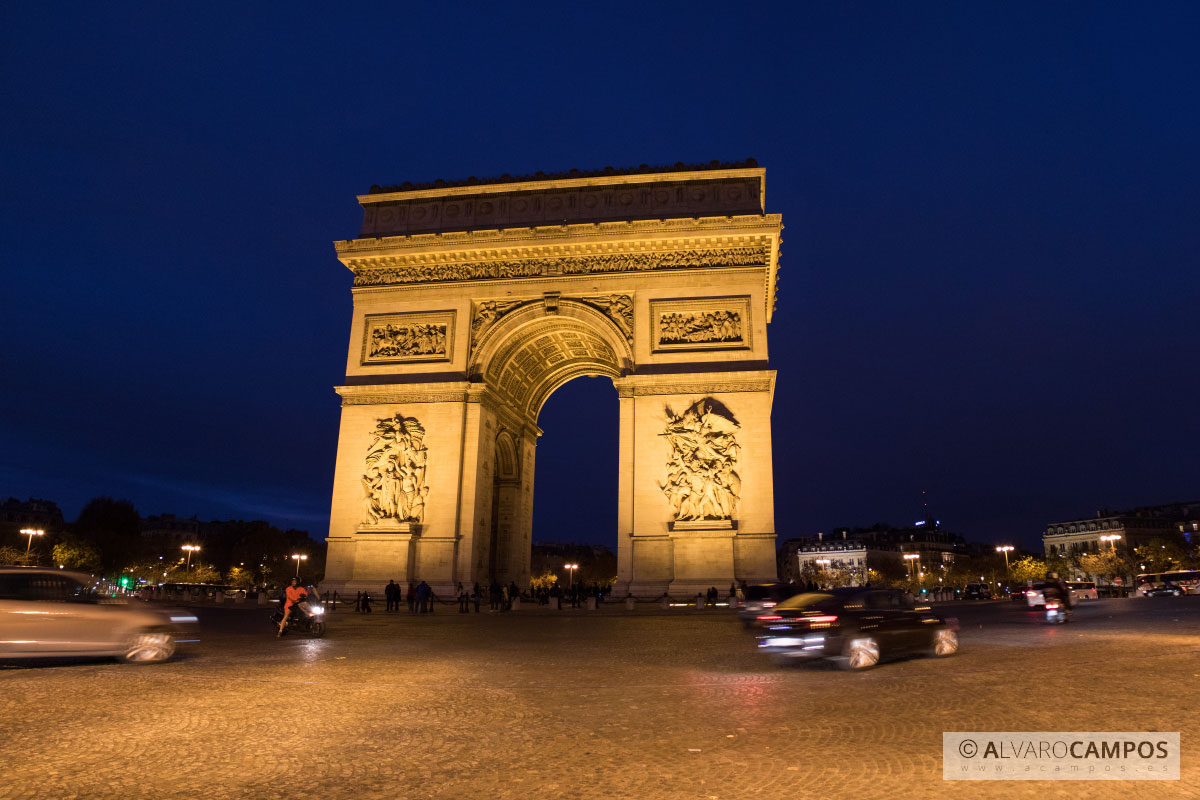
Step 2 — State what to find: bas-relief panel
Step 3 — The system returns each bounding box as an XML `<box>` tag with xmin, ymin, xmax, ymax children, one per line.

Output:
<box><xmin>649</xmin><ymin>297</ymin><xmax>752</xmax><ymax>352</ymax></box>
<box><xmin>659</xmin><ymin>398</ymin><xmax>741</xmax><ymax>523</ymax></box>
<box><xmin>360</xmin><ymin>414</ymin><xmax>429</xmax><ymax>525</ymax></box>
<box><xmin>361</xmin><ymin>311</ymin><xmax>454</xmax><ymax>365</ymax></box>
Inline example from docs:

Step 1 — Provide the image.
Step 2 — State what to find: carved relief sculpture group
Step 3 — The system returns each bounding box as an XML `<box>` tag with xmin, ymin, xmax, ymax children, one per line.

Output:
<box><xmin>659</xmin><ymin>399</ymin><xmax>742</xmax><ymax>521</ymax></box>
<box><xmin>658</xmin><ymin>310</ymin><xmax>742</xmax><ymax>345</ymax></box>
<box><xmin>361</xmin><ymin>414</ymin><xmax>430</xmax><ymax>525</ymax></box>
<box><xmin>368</xmin><ymin>323</ymin><xmax>447</xmax><ymax>359</ymax></box>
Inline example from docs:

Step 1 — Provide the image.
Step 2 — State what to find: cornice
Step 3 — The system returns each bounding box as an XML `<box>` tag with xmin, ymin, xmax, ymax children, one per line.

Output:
<box><xmin>335</xmin><ymin>382</ymin><xmax>471</xmax><ymax>406</ymax></box>
<box><xmin>612</xmin><ymin>370</ymin><xmax>776</xmax><ymax>398</ymax></box>
<box><xmin>359</xmin><ymin>168</ymin><xmax>766</xmax><ymax>206</ymax></box>
<box><xmin>334</xmin><ymin>214</ymin><xmax>782</xmax><ymax>258</ymax></box>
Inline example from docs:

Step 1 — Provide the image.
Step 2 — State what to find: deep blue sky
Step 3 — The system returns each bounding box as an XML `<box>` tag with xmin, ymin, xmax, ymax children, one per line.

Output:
<box><xmin>2</xmin><ymin>3</ymin><xmax>1197</xmax><ymax>550</ymax></box>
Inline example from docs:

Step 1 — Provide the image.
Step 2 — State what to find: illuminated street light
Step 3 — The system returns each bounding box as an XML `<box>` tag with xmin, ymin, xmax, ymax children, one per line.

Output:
<box><xmin>564</xmin><ymin>563</ymin><xmax>579</xmax><ymax>587</ymax></box>
<box><xmin>903</xmin><ymin>552</ymin><xmax>920</xmax><ymax>587</ymax></box>
<box><xmin>291</xmin><ymin>554</ymin><xmax>308</xmax><ymax>577</ymax></box>
<box><xmin>1100</xmin><ymin>534</ymin><xmax>1121</xmax><ymax>551</ymax></box>
<box><xmin>996</xmin><ymin>545</ymin><xmax>1014</xmax><ymax>571</ymax></box>
<box><xmin>20</xmin><ymin>528</ymin><xmax>44</xmax><ymax>561</ymax></box>
<box><xmin>181</xmin><ymin>544</ymin><xmax>200</xmax><ymax>571</ymax></box>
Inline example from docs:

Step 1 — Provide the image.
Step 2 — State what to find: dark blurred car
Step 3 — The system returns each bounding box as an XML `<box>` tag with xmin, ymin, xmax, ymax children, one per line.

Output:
<box><xmin>1142</xmin><ymin>583</ymin><xmax>1185</xmax><ymax>597</ymax></box>
<box><xmin>963</xmin><ymin>583</ymin><xmax>991</xmax><ymax>600</ymax></box>
<box><xmin>737</xmin><ymin>583</ymin><xmax>806</xmax><ymax>625</ymax></box>
<box><xmin>755</xmin><ymin>587</ymin><xmax>959</xmax><ymax>670</ymax></box>
<box><xmin>0</xmin><ymin>567</ymin><xmax>195</xmax><ymax>663</ymax></box>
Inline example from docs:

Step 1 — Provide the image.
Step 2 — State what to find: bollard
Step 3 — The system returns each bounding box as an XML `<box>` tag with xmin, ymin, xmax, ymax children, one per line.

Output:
<box><xmin>586</xmin><ymin>596</ymin><xmax>596</xmax><ymax>611</ymax></box>
<box><xmin>695</xmin><ymin>594</ymin><xmax>705</xmax><ymax>610</ymax></box>
<box><xmin>258</xmin><ymin>593</ymin><xmax>270</xmax><ymax>606</ymax></box>
<box><xmin>623</xmin><ymin>596</ymin><xmax>633</xmax><ymax>611</ymax></box>
<box><xmin>548</xmin><ymin>597</ymin><xmax>559</xmax><ymax>611</ymax></box>
<box><xmin>511</xmin><ymin>597</ymin><xmax>521</xmax><ymax>611</ymax></box>
<box><xmin>660</xmin><ymin>597</ymin><xmax>671</xmax><ymax>610</ymax></box>
<box><xmin>215</xmin><ymin>591</ymin><xmax>224</xmax><ymax>604</ymax></box>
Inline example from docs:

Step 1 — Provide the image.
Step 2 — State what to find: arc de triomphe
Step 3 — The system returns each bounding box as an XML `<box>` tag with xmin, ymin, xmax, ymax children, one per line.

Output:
<box><xmin>322</xmin><ymin>161</ymin><xmax>782</xmax><ymax>597</ymax></box>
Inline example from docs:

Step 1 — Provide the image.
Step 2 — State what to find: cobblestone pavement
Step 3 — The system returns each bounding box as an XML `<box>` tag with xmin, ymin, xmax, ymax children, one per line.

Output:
<box><xmin>2</xmin><ymin>598</ymin><xmax>1198</xmax><ymax>800</ymax></box>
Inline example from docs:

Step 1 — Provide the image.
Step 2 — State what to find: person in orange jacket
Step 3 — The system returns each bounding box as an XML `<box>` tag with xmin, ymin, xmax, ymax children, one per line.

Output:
<box><xmin>278</xmin><ymin>577</ymin><xmax>308</xmax><ymax>636</ymax></box>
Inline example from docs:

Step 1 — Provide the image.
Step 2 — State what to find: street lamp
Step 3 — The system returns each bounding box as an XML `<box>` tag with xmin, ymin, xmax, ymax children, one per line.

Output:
<box><xmin>564</xmin><ymin>563</ymin><xmax>579</xmax><ymax>588</ymax></box>
<box><xmin>1100</xmin><ymin>534</ymin><xmax>1121</xmax><ymax>551</ymax></box>
<box><xmin>20</xmin><ymin>528</ymin><xmax>44</xmax><ymax>561</ymax></box>
<box><xmin>903</xmin><ymin>552</ymin><xmax>920</xmax><ymax>586</ymax></box>
<box><xmin>181</xmin><ymin>545</ymin><xmax>200</xmax><ymax>571</ymax></box>
<box><xmin>291</xmin><ymin>554</ymin><xmax>308</xmax><ymax>577</ymax></box>
<box><xmin>996</xmin><ymin>545</ymin><xmax>1014</xmax><ymax>571</ymax></box>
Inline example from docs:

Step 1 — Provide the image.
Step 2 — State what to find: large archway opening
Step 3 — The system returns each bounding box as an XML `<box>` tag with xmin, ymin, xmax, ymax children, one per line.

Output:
<box><xmin>529</xmin><ymin>375</ymin><xmax>619</xmax><ymax>591</ymax></box>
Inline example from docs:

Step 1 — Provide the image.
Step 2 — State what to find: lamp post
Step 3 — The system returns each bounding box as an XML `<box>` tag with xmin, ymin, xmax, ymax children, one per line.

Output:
<box><xmin>1100</xmin><ymin>534</ymin><xmax>1121</xmax><ymax>552</ymax></box>
<box><xmin>815</xmin><ymin>558</ymin><xmax>831</xmax><ymax>587</ymax></box>
<box><xmin>291</xmin><ymin>554</ymin><xmax>308</xmax><ymax>577</ymax></box>
<box><xmin>903</xmin><ymin>553</ymin><xmax>920</xmax><ymax>588</ymax></box>
<box><xmin>564</xmin><ymin>563</ymin><xmax>579</xmax><ymax>588</ymax></box>
<box><xmin>20</xmin><ymin>528</ymin><xmax>44</xmax><ymax>562</ymax></box>
<box><xmin>181</xmin><ymin>545</ymin><xmax>200</xmax><ymax>572</ymax></box>
<box><xmin>995</xmin><ymin>545</ymin><xmax>1014</xmax><ymax>570</ymax></box>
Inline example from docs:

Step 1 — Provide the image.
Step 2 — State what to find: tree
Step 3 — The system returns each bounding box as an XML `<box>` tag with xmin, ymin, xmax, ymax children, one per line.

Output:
<box><xmin>1132</xmin><ymin>539</ymin><xmax>1187</xmax><ymax>574</ymax></box>
<box><xmin>51</xmin><ymin>540</ymin><xmax>102</xmax><ymax>573</ymax></box>
<box><xmin>73</xmin><ymin>497</ymin><xmax>142</xmax><ymax>574</ymax></box>
<box><xmin>188</xmin><ymin>564</ymin><xmax>221</xmax><ymax>584</ymax></box>
<box><xmin>529</xmin><ymin>570</ymin><xmax>558</xmax><ymax>590</ymax></box>
<box><xmin>225</xmin><ymin>566</ymin><xmax>254</xmax><ymax>588</ymax></box>
<box><xmin>1009</xmin><ymin>556</ymin><xmax>1048</xmax><ymax>586</ymax></box>
<box><xmin>0</xmin><ymin>545</ymin><xmax>26</xmax><ymax>566</ymax></box>
<box><xmin>1079</xmin><ymin>551</ymin><xmax>1130</xmax><ymax>583</ymax></box>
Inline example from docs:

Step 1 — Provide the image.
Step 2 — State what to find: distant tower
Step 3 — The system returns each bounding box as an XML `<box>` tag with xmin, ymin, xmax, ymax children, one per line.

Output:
<box><xmin>918</xmin><ymin>488</ymin><xmax>938</xmax><ymax>528</ymax></box>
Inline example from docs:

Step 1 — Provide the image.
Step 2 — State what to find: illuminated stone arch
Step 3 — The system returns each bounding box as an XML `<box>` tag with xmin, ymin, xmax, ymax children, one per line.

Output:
<box><xmin>324</xmin><ymin>163</ymin><xmax>783</xmax><ymax>596</ymax></box>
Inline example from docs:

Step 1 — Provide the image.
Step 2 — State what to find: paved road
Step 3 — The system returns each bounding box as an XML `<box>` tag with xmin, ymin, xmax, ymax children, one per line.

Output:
<box><xmin>2</xmin><ymin>597</ymin><xmax>1198</xmax><ymax>799</ymax></box>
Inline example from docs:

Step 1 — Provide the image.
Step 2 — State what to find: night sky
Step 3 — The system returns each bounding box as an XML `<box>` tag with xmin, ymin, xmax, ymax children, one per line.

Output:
<box><xmin>3</xmin><ymin>3</ymin><xmax>1197</xmax><ymax>551</ymax></box>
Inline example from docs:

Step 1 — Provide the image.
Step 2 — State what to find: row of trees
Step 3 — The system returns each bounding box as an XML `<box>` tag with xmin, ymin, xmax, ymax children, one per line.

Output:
<box><xmin>0</xmin><ymin>497</ymin><xmax>325</xmax><ymax>588</ymax></box>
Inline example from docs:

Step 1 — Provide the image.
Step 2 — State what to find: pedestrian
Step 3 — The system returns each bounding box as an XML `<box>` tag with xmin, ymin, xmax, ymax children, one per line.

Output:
<box><xmin>457</xmin><ymin>583</ymin><xmax>469</xmax><ymax>613</ymax></box>
<box><xmin>385</xmin><ymin>579</ymin><xmax>398</xmax><ymax>612</ymax></box>
<box><xmin>489</xmin><ymin>581</ymin><xmax>501</xmax><ymax>611</ymax></box>
<box><xmin>354</xmin><ymin>590</ymin><xmax>362</xmax><ymax>613</ymax></box>
<box><xmin>416</xmin><ymin>580</ymin><xmax>430</xmax><ymax>613</ymax></box>
<box><xmin>472</xmin><ymin>582</ymin><xmax>481</xmax><ymax>613</ymax></box>
<box><xmin>407</xmin><ymin>583</ymin><xmax>416</xmax><ymax>614</ymax></box>
<box><xmin>361</xmin><ymin>591</ymin><xmax>372</xmax><ymax>613</ymax></box>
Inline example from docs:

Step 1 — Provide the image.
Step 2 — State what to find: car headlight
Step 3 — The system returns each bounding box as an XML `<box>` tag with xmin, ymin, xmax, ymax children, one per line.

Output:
<box><xmin>310</xmin><ymin>606</ymin><xmax>324</xmax><ymax>615</ymax></box>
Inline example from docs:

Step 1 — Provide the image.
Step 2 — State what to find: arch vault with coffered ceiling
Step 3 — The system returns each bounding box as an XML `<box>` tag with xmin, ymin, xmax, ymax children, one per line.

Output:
<box><xmin>323</xmin><ymin>162</ymin><xmax>783</xmax><ymax>597</ymax></box>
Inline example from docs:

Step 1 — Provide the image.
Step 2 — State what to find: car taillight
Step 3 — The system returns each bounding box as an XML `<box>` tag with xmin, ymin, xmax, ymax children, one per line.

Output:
<box><xmin>762</xmin><ymin>602</ymin><xmax>776</xmax><ymax>608</ymax></box>
<box><xmin>806</xmin><ymin>615</ymin><xmax>838</xmax><ymax>624</ymax></box>
<box><xmin>757</xmin><ymin>615</ymin><xmax>781</xmax><ymax>621</ymax></box>
<box><xmin>1046</xmin><ymin>603</ymin><xmax>1059</xmax><ymax>609</ymax></box>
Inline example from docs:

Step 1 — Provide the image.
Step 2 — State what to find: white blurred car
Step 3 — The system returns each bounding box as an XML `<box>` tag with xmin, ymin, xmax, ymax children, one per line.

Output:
<box><xmin>0</xmin><ymin>567</ymin><xmax>195</xmax><ymax>663</ymax></box>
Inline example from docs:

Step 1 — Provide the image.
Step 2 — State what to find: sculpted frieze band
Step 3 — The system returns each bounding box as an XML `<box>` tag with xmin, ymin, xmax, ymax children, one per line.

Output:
<box><xmin>361</xmin><ymin>414</ymin><xmax>430</xmax><ymax>525</ymax></box>
<box><xmin>353</xmin><ymin>246</ymin><xmax>769</xmax><ymax>287</ymax></box>
<box><xmin>659</xmin><ymin>398</ymin><xmax>741</xmax><ymax>523</ymax></box>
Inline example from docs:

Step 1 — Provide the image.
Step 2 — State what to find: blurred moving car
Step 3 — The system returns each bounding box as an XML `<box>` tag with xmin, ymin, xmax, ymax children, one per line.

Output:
<box><xmin>0</xmin><ymin>567</ymin><xmax>195</xmax><ymax>663</ymax></box>
<box><xmin>1142</xmin><ymin>582</ymin><xmax>1185</xmax><ymax>597</ymax></box>
<box><xmin>1066</xmin><ymin>581</ymin><xmax>1097</xmax><ymax>600</ymax></box>
<box><xmin>737</xmin><ymin>583</ymin><xmax>805</xmax><ymax>626</ymax></box>
<box><xmin>1023</xmin><ymin>583</ymin><xmax>1081</xmax><ymax>608</ymax></box>
<box><xmin>755</xmin><ymin>587</ymin><xmax>958</xmax><ymax>670</ymax></box>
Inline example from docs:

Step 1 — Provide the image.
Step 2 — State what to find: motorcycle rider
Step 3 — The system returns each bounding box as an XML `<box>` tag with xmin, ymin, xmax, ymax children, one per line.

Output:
<box><xmin>1043</xmin><ymin>571</ymin><xmax>1072</xmax><ymax>618</ymax></box>
<box><xmin>278</xmin><ymin>577</ymin><xmax>309</xmax><ymax>637</ymax></box>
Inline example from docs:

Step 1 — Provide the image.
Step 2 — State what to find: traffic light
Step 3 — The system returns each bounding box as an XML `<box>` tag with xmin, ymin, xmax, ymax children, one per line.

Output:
<box><xmin>119</xmin><ymin>576</ymin><xmax>131</xmax><ymax>588</ymax></box>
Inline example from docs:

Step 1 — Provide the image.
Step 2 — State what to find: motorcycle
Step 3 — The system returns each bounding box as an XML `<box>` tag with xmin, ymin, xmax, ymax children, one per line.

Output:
<box><xmin>1044</xmin><ymin>601</ymin><xmax>1070</xmax><ymax>624</ymax></box>
<box><xmin>271</xmin><ymin>600</ymin><xmax>326</xmax><ymax>637</ymax></box>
